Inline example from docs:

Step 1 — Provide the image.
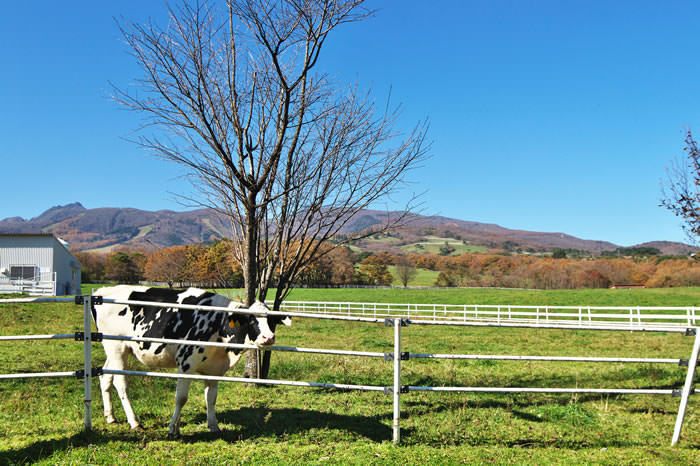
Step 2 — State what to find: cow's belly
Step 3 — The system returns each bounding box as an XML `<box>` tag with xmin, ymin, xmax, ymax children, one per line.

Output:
<box><xmin>195</xmin><ymin>347</ymin><xmax>237</xmax><ymax>376</ymax></box>
<box><xmin>131</xmin><ymin>343</ymin><xmax>178</xmax><ymax>369</ymax></box>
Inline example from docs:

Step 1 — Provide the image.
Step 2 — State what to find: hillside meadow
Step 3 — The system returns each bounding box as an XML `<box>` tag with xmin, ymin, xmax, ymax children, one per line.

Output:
<box><xmin>1</xmin><ymin>287</ymin><xmax>700</xmax><ymax>464</ymax></box>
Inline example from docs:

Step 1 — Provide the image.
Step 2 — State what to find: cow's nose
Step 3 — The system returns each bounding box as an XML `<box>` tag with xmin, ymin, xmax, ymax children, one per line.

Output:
<box><xmin>262</xmin><ymin>334</ymin><xmax>275</xmax><ymax>345</ymax></box>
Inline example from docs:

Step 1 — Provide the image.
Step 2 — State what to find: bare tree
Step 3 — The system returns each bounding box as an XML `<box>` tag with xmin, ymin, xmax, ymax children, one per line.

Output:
<box><xmin>114</xmin><ymin>0</ymin><xmax>429</xmax><ymax>376</ymax></box>
<box><xmin>661</xmin><ymin>129</ymin><xmax>700</xmax><ymax>243</ymax></box>
<box><xmin>395</xmin><ymin>256</ymin><xmax>417</xmax><ymax>287</ymax></box>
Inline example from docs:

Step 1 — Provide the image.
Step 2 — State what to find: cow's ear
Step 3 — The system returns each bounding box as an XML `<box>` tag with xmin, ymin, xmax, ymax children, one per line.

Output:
<box><xmin>228</xmin><ymin>316</ymin><xmax>240</xmax><ymax>328</ymax></box>
<box><xmin>280</xmin><ymin>316</ymin><xmax>292</xmax><ymax>327</ymax></box>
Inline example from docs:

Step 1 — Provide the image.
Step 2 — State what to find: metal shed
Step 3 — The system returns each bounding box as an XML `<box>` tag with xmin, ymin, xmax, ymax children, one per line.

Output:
<box><xmin>0</xmin><ymin>234</ymin><xmax>81</xmax><ymax>295</ymax></box>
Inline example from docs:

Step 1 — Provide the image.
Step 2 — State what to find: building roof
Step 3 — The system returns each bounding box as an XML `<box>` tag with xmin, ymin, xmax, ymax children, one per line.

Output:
<box><xmin>0</xmin><ymin>233</ymin><xmax>74</xmax><ymax>255</ymax></box>
<box><xmin>0</xmin><ymin>233</ymin><xmax>56</xmax><ymax>237</ymax></box>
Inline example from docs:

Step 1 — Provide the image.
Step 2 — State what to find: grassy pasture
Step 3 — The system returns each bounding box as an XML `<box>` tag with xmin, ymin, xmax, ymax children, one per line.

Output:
<box><xmin>400</xmin><ymin>237</ymin><xmax>487</xmax><ymax>256</ymax></box>
<box><xmin>363</xmin><ymin>235</ymin><xmax>402</xmax><ymax>244</ymax></box>
<box><xmin>387</xmin><ymin>266</ymin><xmax>440</xmax><ymax>287</ymax></box>
<box><xmin>1</xmin><ymin>288</ymin><xmax>700</xmax><ymax>464</ymax></box>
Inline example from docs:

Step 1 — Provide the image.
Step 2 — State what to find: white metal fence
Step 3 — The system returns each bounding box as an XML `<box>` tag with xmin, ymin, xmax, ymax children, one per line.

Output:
<box><xmin>274</xmin><ymin>301</ymin><xmax>700</xmax><ymax>332</ymax></box>
<box><xmin>0</xmin><ymin>296</ymin><xmax>698</xmax><ymax>446</ymax></box>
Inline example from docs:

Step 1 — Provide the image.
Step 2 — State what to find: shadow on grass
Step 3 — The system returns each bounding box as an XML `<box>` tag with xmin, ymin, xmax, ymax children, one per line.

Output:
<box><xmin>0</xmin><ymin>429</ymin><xmax>107</xmax><ymax>465</ymax></box>
<box><xmin>2</xmin><ymin>393</ymin><xmax>695</xmax><ymax>462</ymax></box>
<box><xmin>0</xmin><ymin>407</ymin><xmax>392</xmax><ymax>463</ymax></box>
<box><xmin>189</xmin><ymin>406</ymin><xmax>392</xmax><ymax>443</ymax></box>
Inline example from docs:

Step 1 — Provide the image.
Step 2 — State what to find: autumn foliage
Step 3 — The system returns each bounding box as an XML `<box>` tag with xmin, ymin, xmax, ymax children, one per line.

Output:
<box><xmin>75</xmin><ymin>242</ymin><xmax>700</xmax><ymax>289</ymax></box>
<box><xmin>76</xmin><ymin>241</ymin><xmax>242</xmax><ymax>288</ymax></box>
<box><xmin>430</xmin><ymin>254</ymin><xmax>699</xmax><ymax>289</ymax></box>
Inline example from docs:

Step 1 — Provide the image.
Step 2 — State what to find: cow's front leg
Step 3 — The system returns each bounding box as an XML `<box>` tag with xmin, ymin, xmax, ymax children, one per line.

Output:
<box><xmin>204</xmin><ymin>380</ymin><xmax>220</xmax><ymax>432</ymax></box>
<box><xmin>168</xmin><ymin>378</ymin><xmax>192</xmax><ymax>436</ymax></box>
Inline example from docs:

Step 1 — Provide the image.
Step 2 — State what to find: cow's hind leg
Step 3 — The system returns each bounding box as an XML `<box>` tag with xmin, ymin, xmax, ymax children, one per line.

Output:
<box><xmin>204</xmin><ymin>380</ymin><xmax>220</xmax><ymax>432</ymax></box>
<box><xmin>113</xmin><ymin>372</ymin><xmax>141</xmax><ymax>430</ymax></box>
<box><xmin>103</xmin><ymin>343</ymin><xmax>141</xmax><ymax>430</ymax></box>
<box><xmin>99</xmin><ymin>369</ymin><xmax>116</xmax><ymax>424</ymax></box>
<box><xmin>169</xmin><ymin>378</ymin><xmax>192</xmax><ymax>436</ymax></box>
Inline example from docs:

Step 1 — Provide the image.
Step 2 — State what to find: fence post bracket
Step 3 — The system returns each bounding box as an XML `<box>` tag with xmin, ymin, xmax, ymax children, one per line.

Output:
<box><xmin>384</xmin><ymin>352</ymin><xmax>410</xmax><ymax>361</ymax></box>
<box><xmin>74</xmin><ymin>332</ymin><xmax>103</xmax><ymax>342</ymax></box>
<box><xmin>75</xmin><ymin>295</ymin><xmax>103</xmax><ymax>306</ymax></box>
<box><xmin>673</xmin><ymin>387</ymin><xmax>695</xmax><ymax>397</ymax></box>
<box><xmin>75</xmin><ymin>368</ymin><xmax>103</xmax><ymax>379</ymax></box>
<box><xmin>383</xmin><ymin>385</ymin><xmax>409</xmax><ymax>395</ymax></box>
<box><xmin>384</xmin><ymin>318</ymin><xmax>411</xmax><ymax>327</ymax></box>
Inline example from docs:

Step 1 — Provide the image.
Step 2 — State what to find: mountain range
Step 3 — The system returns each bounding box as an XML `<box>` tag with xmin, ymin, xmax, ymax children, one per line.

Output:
<box><xmin>0</xmin><ymin>202</ymin><xmax>694</xmax><ymax>256</ymax></box>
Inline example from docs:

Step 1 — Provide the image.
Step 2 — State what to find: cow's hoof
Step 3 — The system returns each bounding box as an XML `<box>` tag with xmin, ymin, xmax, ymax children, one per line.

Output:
<box><xmin>131</xmin><ymin>424</ymin><xmax>145</xmax><ymax>432</ymax></box>
<box><xmin>105</xmin><ymin>416</ymin><xmax>117</xmax><ymax>424</ymax></box>
<box><xmin>167</xmin><ymin>431</ymin><xmax>180</xmax><ymax>439</ymax></box>
<box><xmin>208</xmin><ymin>426</ymin><xmax>221</xmax><ymax>433</ymax></box>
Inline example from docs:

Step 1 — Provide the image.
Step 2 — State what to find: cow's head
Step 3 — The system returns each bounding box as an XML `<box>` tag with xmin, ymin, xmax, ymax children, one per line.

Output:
<box><xmin>226</xmin><ymin>301</ymin><xmax>289</xmax><ymax>347</ymax></box>
<box><xmin>267</xmin><ymin>312</ymin><xmax>292</xmax><ymax>332</ymax></box>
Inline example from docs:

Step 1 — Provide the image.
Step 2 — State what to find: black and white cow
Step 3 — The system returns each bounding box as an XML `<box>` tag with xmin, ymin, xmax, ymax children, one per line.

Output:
<box><xmin>92</xmin><ymin>285</ymin><xmax>287</xmax><ymax>435</ymax></box>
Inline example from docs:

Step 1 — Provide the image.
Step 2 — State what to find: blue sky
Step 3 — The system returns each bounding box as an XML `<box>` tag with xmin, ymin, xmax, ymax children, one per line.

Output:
<box><xmin>2</xmin><ymin>1</ymin><xmax>699</xmax><ymax>246</ymax></box>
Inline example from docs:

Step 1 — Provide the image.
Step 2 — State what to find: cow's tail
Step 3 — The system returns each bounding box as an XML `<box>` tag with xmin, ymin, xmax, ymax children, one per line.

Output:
<box><xmin>90</xmin><ymin>288</ymin><xmax>107</xmax><ymax>330</ymax></box>
<box><xmin>90</xmin><ymin>301</ymin><xmax>98</xmax><ymax>330</ymax></box>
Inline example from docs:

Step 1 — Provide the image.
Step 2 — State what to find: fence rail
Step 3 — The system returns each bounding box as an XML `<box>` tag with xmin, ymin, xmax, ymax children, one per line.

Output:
<box><xmin>408</xmin><ymin>386</ymin><xmax>687</xmax><ymax>395</ymax></box>
<box><xmin>274</xmin><ymin>301</ymin><xmax>700</xmax><ymax>332</ymax></box>
<box><xmin>102</xmin><ymin>369</ymin><xmax>387</xmax><ymax>392</ymax></box>
<box><xmin>0</xmin><ymin>295</ymin><xmax>698</xmax><ymax>446</ymax></box>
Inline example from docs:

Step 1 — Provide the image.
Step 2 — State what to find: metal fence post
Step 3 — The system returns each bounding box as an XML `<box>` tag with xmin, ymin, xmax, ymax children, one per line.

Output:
<box><xmin>83</xmin><ymin>295</ymin><xmax>93</xmax><ymax>431</ymax></box>
<box><xmin>393</xmin><ymin>318</ymin><xmax>401</xmax><ymax>444</ymax></box>
<box><xmin>672</xmin><ymin>331</ymin><xmax>700</xmax><ymax>446</ymax></box>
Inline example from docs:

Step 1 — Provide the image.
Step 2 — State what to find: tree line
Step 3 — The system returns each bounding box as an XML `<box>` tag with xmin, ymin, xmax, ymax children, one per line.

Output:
<box><xmin>72</xmin><ymin>240</ymin><xmax>397</xmax><ymax>288</ymax></box>
<box><xmin>74</xmin><ymin>241</ymin><xmax>700</xmax><ymax>290</ymax></box>
<box><xmin>430</xmin><ymin>253</ymin><xmax>700</xmax><ymax>289</ymax></box>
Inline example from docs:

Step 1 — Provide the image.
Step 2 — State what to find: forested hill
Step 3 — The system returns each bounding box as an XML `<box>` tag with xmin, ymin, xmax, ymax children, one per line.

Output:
<box><xmin>0</xmin><ymin>203</ymin><xmax>232</xmax><ymax>252</ymax></box>
<box><xmin>0</xmin><ymin>202</ymin><xmax>694</xmax><ymax>256</ymax></box>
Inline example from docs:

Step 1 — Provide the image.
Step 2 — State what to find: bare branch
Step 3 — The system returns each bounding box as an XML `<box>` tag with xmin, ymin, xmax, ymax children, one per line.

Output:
<box><xmin>115</xmin><ymin>0</ymin><xmax>429</xmax><ymax>312</ymax></box>
<box><xmin>661</xmin><ymin>129</ymin><xmax>700</xmax><ymax>244</ymax></box>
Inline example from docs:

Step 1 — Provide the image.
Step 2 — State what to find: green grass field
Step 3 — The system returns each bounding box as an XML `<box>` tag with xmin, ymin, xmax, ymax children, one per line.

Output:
<box><xmin>363</xmin><ymin>235</ymin><xmax>402</xmax><ymax>244</ymax></box>
<box><xmin>400</xmin><ymin>237</ymin><xmax>487</xmax><ymax>256</ymax></box>
<box><xmin>387</xmin><ymin>266</ymin><xmax>440</xmax><ymax>287</ymax></box>
<box><xmin>1</xmin><ymin>287</ymin><xmax>700</xmax><ymax>464</ymax></box>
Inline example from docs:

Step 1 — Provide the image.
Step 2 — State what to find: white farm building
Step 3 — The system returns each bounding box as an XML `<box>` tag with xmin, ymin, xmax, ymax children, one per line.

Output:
<box><xmin>0</xmin><ymin>234</ymin><xmax>81</xmax><ymax>296</ymax></box>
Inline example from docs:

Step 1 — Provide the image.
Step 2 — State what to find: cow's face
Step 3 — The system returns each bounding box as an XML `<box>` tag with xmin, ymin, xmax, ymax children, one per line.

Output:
<box><xmin>228</xmin><ymin>301</ymin><xmax>276</xmax><ymax>347</ymax></box>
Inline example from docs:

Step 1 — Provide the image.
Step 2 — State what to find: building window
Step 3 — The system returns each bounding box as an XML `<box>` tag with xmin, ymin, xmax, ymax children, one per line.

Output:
<box><xmin>9</xmin><ymin>265</ymin><xmax>38</xmax><ymax>281</ymax></box>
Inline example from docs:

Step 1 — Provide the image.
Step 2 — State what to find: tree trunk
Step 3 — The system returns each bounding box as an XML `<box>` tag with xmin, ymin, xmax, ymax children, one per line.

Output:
<box><xmin>244</xmin><ymin>196</ymin><xmax>258</xmax><ymax>308</ymax></box>
<box><xmin>260</xmin><ymin>350</ymin><xmax>272</xmax><ymax>379</ymax></box>
<box><xmin>242</xmin><ymin>196</ymin><xmax>262</xmax><ymax>380</ymax></box>
<box><xmin>243</xmin><ymin>349</ymin><xmax>260</xmax><ymax>381</ymax></box>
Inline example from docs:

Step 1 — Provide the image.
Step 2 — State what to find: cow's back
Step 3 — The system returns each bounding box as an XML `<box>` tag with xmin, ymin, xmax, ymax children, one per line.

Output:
<box><xmin>92</xmin><ymin>285</ymin><xmax>151</xmax><ymax>334</ymax></box>
<box><xmin>92</xmin><ymin>285</ymin><xmax>241</xmax><ymax>372</ymax></box>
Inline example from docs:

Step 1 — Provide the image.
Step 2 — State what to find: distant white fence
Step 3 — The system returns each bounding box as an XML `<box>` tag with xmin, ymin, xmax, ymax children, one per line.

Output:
<box><xmin>0</xmin><ymin>296</ymin><xmax>698</xmax><ymax>446</ymax></box>
<box><xmin>0</xmin><ymin>272</ymin><xmax>56</xmax><ymax>296</ymax></box>
<box><xmin>273</xmin><ymin>301</ymin><xmax>700</xmax><ymax>332</ymax></box>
